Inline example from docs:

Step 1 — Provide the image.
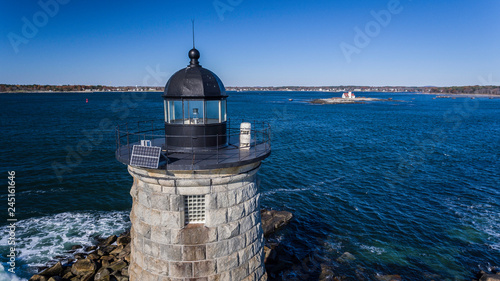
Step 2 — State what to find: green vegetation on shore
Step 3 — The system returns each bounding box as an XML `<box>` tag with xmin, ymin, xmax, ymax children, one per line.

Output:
<box><xmin>1</xmin><ymin>84</ymin><xmax>499</xmax><ymax>95</ymax></box>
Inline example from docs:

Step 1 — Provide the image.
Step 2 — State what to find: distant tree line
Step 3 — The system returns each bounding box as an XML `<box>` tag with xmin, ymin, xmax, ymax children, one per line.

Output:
<box><xmin>1</xmin><ymin>84</ymin><xmax>499</xmax><ymax>95</ymax></box>
<box><xmin>0</xmin><ymin>84</ymin><xmax>164</xmax><ymax>92</ymax></box>
<box><xmin>426</xmin><ymin>86</ymin><xmax>500</xmax><ymax>95</ymax></box>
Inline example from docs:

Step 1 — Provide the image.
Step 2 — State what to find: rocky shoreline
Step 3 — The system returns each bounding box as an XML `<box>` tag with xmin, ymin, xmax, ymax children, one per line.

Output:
<box><xmin>28</xmin><ymin>209</ymin><xmax>499</xmax><ymax>281</ymax></box>
<box><xmin>28</xmin><ymin>209</ymin><xmax>294</xmax><ymax>281</ymax></box>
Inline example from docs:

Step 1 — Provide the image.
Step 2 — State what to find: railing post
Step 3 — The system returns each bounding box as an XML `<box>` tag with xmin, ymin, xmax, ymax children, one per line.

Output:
<box><xmin>126</xmin><ymin>124</ymin><xmax>130</xmax><ymax>160</ymax></box>
<box><xmin>217</xmin><ymin>134</ymin><xmax>219</xmax><ymax>164</ymax></box>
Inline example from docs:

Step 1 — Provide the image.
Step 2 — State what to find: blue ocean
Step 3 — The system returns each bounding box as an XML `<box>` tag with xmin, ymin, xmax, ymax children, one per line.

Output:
<box><xmin>0</xmin><ymin>91</ymin><xmax>499</xmax><ymax>280</ymax></box>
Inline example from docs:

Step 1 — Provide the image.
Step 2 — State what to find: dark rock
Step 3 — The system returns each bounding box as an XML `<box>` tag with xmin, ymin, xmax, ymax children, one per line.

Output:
<box><xmin>47</xmin><ymin>277</ymin><xmax>63</xmax><ymax>281</ymax></box>
<box><xmin>74</xmin><ymin>253</ymin><xmax>86</xmax><ymax>259</ymax></box>
<box><xmin>319</xmin><ymin>264</ymin><xmax>335</xmax><ymax>281</ymax></box>
<box><xmin>39</xmin><ymin>262</ymin><xmax>63</xmax><ymax>276</ymax></box>
<box><xmin>62</xmin><ymin>267</ymin><xmax>72</xmax><ymax>276</ymax></box>
<box><xmin>108</xmin><ymin>260</ymin><xmax>128</xmax><ymax>272</ymax></box>
<box><xmin>336</xmin><ymin>252</ymin><xmax>356</xmax><ymax>263</ymax></box>
<box><xmin>263</xmin><ymin>246</ymin><xmax>273</xmax><ymax>263</ymax></box>
<box><xmin>110</xmin><ymin>245</ymin><xmax>124</xmax><ymax>256</ymax></box>
<box><xmin>94</xmin><ymin>267</ymin><xmax>111</xmax><ymax>281</ymax></box>
<box><xmin>480</xmin><ymin>274</ymin><xmax>500</xmax><ymax>281</ymax></box>
<box><xmin>29</xmin><ymin>275</ymin><xmax>47</xmax><ymax>281</ymax></box>
<box><xmin>86</xmin><ymin>245</ymin><xmax>97</xmax><ymax>251</ymax></box>
<box><xmin>120</xmin><ymin>266</ymin><xmax>129</xmax><ymax>277</ymax></box>
<box><xmin>62</xmin><ymin>271</ymin><xmax>74</xmax><ymax>280</ymax></box>
<box><xmin>112</xmin><ymin>272</ymin><xmax>128</xmax><ymax>281</ymax></box>
<box><xmin>71</xmin><ymin>259</ymin><xmax>96</xmax><ymax>276</ymax></box>
<box><xmin>100</xmin><ymin>255</ymin><xmax>115</xmax><ymax>268</ymax></box>
<box><xmin>375</xmin><ymin>274</ymin><xmax>402</xmax><ymax>281</ymax></box>
<box><xmin>117</xmin><ymin>244</ymin><xmax>131</xmax><ymax>260</ymax></box>
<box><xmin>101</xmin><ymin>235</ymin><xmax>117</xmax><ymax>247</ymax></box>
<box><xmin>71</xmin><ymin>245</ymin><xmax>83</xmax><ymax>251</ymax></box>
<box><xmin>80</xmin><ymin>271</ymin><xmax>95</xmax><ymax>281</ymax></box>
<box><xmin>98</xmin><ymin>245</ymin><xmax>117</xmax><ymax>256</ymax></box>
<box><xmin>116</xmin><ymin>236</ymin><xmax>131</xmax><ymax>246</ymax></box>
<box><xmin>261</xmin><ymin>209</ymin><xmax>293</xmax><ymax>236</ymax></box>
<box><xmin>87</xmin><ymin>253</ymin><xmax>100</xmax><ymax>260</ymax></box>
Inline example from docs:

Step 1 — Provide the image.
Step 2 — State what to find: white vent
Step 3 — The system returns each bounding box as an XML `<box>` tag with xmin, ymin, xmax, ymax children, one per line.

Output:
<box><xmin>240</xmin><ymin>122</ymin><xmax>251</xmax><ymax>149</ymax></box>
<box><xmin>140</xmin><ymin>140</ymin><xmax>152</xmax><ymax>146</ymax></box>
<box><xmin>184</xmin><ymin>195</ymin><xmax>206</xmax><ymax>224</ymax></box>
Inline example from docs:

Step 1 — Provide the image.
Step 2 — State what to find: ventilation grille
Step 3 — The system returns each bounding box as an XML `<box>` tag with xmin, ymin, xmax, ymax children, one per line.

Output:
<box><xmin>184</xmin><ymin>195</ymin><xmax>206</xmax><ymax>224</ymax></box>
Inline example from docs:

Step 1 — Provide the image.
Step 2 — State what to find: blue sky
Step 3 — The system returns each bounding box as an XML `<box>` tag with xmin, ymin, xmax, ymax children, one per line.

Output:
<box><xmin>1</xmin><ymin>0</ymin><xmax>499</xmax><ymax>87</ymax></box>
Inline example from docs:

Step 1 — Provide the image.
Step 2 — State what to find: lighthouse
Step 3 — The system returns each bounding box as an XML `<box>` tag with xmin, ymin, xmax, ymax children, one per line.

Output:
<box><xmin>115</xmin><ymin>48</ymin><xmax>271</xmax><ymax>280</ymax></box>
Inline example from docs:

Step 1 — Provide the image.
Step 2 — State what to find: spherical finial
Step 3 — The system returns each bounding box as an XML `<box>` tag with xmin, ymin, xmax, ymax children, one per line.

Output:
<box><xmin>189</xmin><ymin>48</ymin><xmax>200</xmax><ymax>66</ymax></box>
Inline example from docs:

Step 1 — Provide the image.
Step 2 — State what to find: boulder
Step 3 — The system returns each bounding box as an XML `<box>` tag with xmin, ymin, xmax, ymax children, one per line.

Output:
<box><xmin>98</xmin><ymin>245</ymin><xmax>117</xmax><ymax>256</ymax></box>
<box><xmin>71</xmin><ymin>259</ymin><xmax>96</xmax><ymax>276</ymax></box>
<box><xmin>120</xmin><ymin>266</ymin><xmax>129</xmax><ymax>277</ymax></box>
<box><xmin>74</xmin><ymin>253</ymin><xmax>86</xmax><ymax>259</ymax></box>
<box><xmin>94</xmin><ymin>267</ymin><xmax>111</xmax><ymax>281</ymax></box>
<box><xmin>112</xmin><ymin>272</ymin><xmax>129</xmax><ymax>281</ymax></box>
<box><xmin>110</xmin><ymin>245</ymin><xmax>124</xmax><ymax>256</ymax></box>
<box><xmin>336</xmin><ymin>252</ymin><xmax>356</xmax><ymax>263</ymax></box>
<box><xmin>62</xmin><ymin>271</ymin><xmax>74</xmax><ymax>280</ymax></box>
<box><xmin>116</xmin><ymin>236</ymin><xmax>131</xmax><ymax>246</ymax></box>
<box><xmin>29</xmin><ymin>275</ymin><xmax>47</xmax><ymax>281</ymax></box>
<box><xmin>108</xmin><ymin>260</ymin><xmax>128</xmax><ymax>272</ymax></box>
<box><xmin>100</xmin><ymin>255</ymin><xmax>114</xmax><ymax>268</ymax></box>
<box><xmin>71</xmin><ymin>245</ymin><xmax>83</xmax><ymax>251</ymax></box>
<box><xmin>117</xmin><ymin>244</ymin><xmax>131</xmax><ymax>260</ymax></box>
<box><xmin>480</xmin><ymin>274</ymin><xmax>500</xmax><ymax>281</ymax></box>
<box><xmin>47</xmin><ymin>277</ymin><xmax>63</xmax><ymax>281</ymax></box>
<box><xmin>101</xmin><ymin>235</ymin><xmax>117</xmax><ymax>247</ymax></box>
<box><xmin>261</xmin><ymin>210</ymin><xmax>293</xmax><ymax>236</ymax></box>
<box><xmin>319</xmin><ymin>264</ymin><xmax>335</xmax><ymax>281</ymax></box>
<box><xmin>375</xmin><ymin>274</ymin><xmax>402</xmax><ymax>281</ymax></box>
<box><xmin>80</xmin><ymin>271</ymin><xmax>95</xmax><ymax>281</ymax></box>
<box><xmin>87</xmin><ymin>253</ymin><xmax>100</xmax><ymax>260</ymax></box>
<box><xmin>39</xmin><ymin>262</ymin><xmax>63</xmax><ymax>277</ymax></box>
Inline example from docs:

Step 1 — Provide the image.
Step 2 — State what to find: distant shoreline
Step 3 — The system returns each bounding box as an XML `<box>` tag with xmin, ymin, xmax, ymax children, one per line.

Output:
<box><xmin>1</xmin><ymin>90</ymin><xmax>500</xmax><ymax>98</ymax></box>
<box><xmin>414</xmin><ymin>92</ymin><xmax>500</xmax><ymax>98</ymax></box>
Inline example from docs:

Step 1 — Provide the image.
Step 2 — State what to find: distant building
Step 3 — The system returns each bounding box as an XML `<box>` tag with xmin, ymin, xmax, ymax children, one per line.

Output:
<box><xmin>342</xmin><ymin>91</ymin><xmax>355</xmax><ymax>99</ymax></box>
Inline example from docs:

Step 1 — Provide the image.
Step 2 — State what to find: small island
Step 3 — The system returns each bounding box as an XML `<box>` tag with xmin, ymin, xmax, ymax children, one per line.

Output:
<box><xmin>310</xmin><ymin>91</ymin><xmax>396</xmax><ymax>104</ymax></box>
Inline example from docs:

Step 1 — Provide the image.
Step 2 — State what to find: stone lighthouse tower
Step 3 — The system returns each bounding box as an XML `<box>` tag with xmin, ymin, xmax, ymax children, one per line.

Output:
<box><xmin>115</xmin><ymin>48</ymin><xmax>271</xmax><ymax>280</ymax></box>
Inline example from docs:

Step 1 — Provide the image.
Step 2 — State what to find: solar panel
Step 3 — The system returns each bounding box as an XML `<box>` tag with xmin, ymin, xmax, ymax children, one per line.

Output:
<box><xmin>129</xmin><ymin>145</ymin><xmax>161</xmax><ymax>169</ymax></box>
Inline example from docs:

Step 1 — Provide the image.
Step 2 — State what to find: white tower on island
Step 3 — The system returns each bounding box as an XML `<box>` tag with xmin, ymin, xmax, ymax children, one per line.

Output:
<box><xmin>115</xmin><ymin>48</ymin><xmax>271</xmax><ymax>280</ymax></box>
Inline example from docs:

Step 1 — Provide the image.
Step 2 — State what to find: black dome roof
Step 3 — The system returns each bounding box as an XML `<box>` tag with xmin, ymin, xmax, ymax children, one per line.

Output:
<box><xmin>163</xmin><ymin>48</ymin><xmax>227</xmax><ymax>99</ymax></box>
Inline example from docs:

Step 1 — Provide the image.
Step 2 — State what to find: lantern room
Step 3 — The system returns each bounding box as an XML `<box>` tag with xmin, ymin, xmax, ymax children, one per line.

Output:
<box><xmin>162</xmin><ymin>48</ymin><xmax>228</xmax><ymax>149</ymax></box>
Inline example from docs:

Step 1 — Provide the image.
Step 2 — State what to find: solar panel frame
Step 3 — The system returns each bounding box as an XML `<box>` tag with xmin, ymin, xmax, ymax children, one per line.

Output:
<box><xmin>129</xmin><ymin>145</ymin><xmax>161</xmax><ymax>169</ymax></box>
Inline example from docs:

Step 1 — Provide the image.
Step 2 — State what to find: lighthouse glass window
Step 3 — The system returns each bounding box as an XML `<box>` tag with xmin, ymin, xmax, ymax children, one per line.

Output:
<box><xmin>184</xmin><ymin>100</ymin><xmax>204</xmax><ymax>124</ymax></box>
<box><xmin>206</xmin><ymin>101</ymin><xmax>219</xmax><ymax>123</ymax></box>
<box><xmin>168</xmin><ymin>101</ymin><xmax>183</xmax><ymax>124</ymax></box>
<box><xmin>184</xmin><ymin>195</ymin><xmax>206</xmax><ymax>224</ymax></box>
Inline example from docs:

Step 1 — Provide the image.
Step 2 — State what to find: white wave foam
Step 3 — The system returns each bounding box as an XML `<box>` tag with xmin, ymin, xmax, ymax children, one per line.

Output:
<box><xmin>0</xmin><ymin>211</ymin><xmax>130</xmax><ymax>278</ymax></box>
<box><xmin>360</xmin><ymin>244</ymin><xmax>386</xmax><ymax>255</ymax></box>
<box><xmin>0</xmin><ymin>264</ymin><xmax>28</xmax><ymax>281</ymax></box>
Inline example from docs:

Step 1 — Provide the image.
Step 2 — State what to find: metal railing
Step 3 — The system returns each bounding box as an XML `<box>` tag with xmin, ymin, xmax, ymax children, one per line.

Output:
<box><xmin>115</xmin><ymin>119</ymin><xmax>271</xmax><ymax>168</ymax></box>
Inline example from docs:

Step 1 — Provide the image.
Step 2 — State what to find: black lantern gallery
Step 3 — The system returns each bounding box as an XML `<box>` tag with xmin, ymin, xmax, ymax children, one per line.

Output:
<box><xmin>115</xmin><ymin>48</ymin><xmax>271</xmax><ymax>170</ymax></box>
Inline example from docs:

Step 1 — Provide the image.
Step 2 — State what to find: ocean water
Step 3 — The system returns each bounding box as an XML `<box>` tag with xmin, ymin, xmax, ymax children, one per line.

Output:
<box><xmin>0</xmin><ymin>91</ymin><xmax>499</xmax><ymax>280</ymax></box>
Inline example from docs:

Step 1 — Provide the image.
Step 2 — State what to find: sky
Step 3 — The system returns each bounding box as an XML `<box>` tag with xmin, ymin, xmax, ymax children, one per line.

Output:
<box><xmin>1</xmin><ymin>0</ymin><xmax>499</xmax><ymax>87</ymax></box>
